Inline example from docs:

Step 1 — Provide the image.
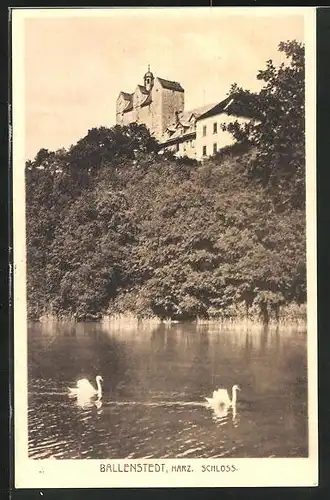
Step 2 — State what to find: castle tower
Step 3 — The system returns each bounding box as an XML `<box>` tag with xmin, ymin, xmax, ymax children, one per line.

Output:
<box><xmin>144</xmin><ymin>65</ymin><xmax>154</xmax><ymax>92</ymax></box>
<box><xmin>116</xmin><ymin>69</ymin><xmax>184</xmax><ymax>140</ymax></box>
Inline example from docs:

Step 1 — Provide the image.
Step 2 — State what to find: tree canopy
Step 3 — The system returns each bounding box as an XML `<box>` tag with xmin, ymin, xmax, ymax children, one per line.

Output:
<box><xmin>221</xmin><ymin>40</ymin><xmax>305</xmax><ymax>210</ymax></box>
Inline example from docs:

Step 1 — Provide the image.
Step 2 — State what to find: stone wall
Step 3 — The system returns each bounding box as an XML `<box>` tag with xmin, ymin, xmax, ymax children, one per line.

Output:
<box><xmin>149</xmin><ymin>83</ymin><xmax>163</xmax><ymax>140</ymax></box>
<box><xmin>137</xmin><ymin>104</ymin><xmax>152</xmax><ymax>130</ymax></box>
<box><xmin>161</xmin><ymin>88</ymin><xmax>184</xmax><ymax>138</ymax></box>
<box><xmin>117</xmin><ymin>109</ymin><xmax>135</xmax><ymax>126</ymax></box>
<box><xmin>116</xmin><ymin>77</ymin><xmax>185</xmax><ymax>141</ymax></box>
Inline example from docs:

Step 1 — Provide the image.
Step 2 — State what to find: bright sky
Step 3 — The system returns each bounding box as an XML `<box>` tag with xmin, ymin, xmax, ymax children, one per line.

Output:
<box><xmin>23</xmin><ymin>8</ymin><xmax>305</xmax><ymax>161</ymax></box>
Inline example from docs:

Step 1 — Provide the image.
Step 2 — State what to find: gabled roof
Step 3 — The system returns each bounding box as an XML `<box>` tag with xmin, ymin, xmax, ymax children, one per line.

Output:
<box><xmin>160</xmin><ymin>130</ymin><xmax>196</xmax><ymax>147</ymax></box>
<box><xmin>157</xmin><ymin>77</ymin><xmax>184</xmax><ymax>92</ymax></box>
<box><xmin>118</xmin><ymin>91</ymin><xmax>133</xmax><ymax>112</ymax></box>
<box><xmin>182</xmin><ymin>103</ymin><xmax>217</xmax><ymax>122</ymax></box>
<box><xmin>123</xmin><ymin>103</ymin><xmax>133</xmax><ymax>113</ymax></box>
<box><xmin>137</xmin><ymin>84</ymin><xmax>149</xmax><ymax>95</ymax></box>
<box><xmin>120</xmin><ymin>91</ymin><xmax>133</xmax><ymax>101</ymax></box>
<box><xmin>141</xmin><ymin>93</ymin><xmax>152</xmax><ymax>107</ymax></box>
<box><xmin>197</xmin><ymin>93</ymin><xmax>261</xmax><ymax>121</ymax></box>
<box><xmin>165</xmin><ymin>127</ymin><xmax>175</xmax><ymax>137</ymax></box>
<box><xmin>179</xmin><ymin>121</ymin><xmax>191</xmax><ymax>128</ymax></box>
<box><xmin>164</xmin><ymin>104</ymin><xmax>217</xmax><ymax>132</ymax></box>
<box><xmin>162</xmin><ymin>122</ymin><xmax>194</xmax><ymax>140</ymax></box>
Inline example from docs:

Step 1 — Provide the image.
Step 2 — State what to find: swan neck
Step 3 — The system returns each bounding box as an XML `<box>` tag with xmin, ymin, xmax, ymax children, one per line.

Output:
<box><xmin>232</xmin><ymin>386</ymin><xmax>237</xmax><ymax>405</ymax></box>
<box><xmin>96</xmin><ymin>377</ymin><xmax>102</xmax><ymax>398</ymax></box>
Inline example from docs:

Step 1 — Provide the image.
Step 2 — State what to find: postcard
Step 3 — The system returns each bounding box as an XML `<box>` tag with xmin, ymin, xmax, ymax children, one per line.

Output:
<box><xmin>12</xmin><ymin>7</ymin><xmax>318</xmax><ymax>488</ymax></box>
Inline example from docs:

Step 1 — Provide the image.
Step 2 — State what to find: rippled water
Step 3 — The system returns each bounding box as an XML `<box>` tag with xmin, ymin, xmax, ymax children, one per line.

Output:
<box><xmin>28</xmin><ymin>322</ymin><xmax>308</xmax><ymax>459</ymax></box>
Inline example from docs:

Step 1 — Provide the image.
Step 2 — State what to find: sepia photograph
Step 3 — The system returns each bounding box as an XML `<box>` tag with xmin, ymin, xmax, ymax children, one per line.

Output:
<box><xmin>12</xmin><ymin>7</ymin><xmax>317</xmax><ymax>488</ymax></box>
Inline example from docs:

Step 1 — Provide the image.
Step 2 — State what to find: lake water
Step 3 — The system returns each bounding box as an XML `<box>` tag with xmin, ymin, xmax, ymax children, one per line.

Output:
<box><xmin>28</xmin><ymin>321</ymin><xmax>308</xmax><ymax>459</ymax></box>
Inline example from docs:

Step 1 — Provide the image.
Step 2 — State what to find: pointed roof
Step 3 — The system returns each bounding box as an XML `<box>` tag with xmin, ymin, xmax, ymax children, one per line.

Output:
<box><xmin>164</xmin><ymin>104</ymin><xmax>217</xmax><ymax>131</ymax></box>
<box><xmin>119</xmin><ymin>91</ymin><xmax>133</xmax><ymax>101</ymax></box>
<box><xmin>166</xmin><ymin>126</ymin><xmax>177</xmax><ymax>133</ymax></box>
<box><xmin>179</xmin><ymin>121</ymin><xmax>191</xmax><ymax>128</ymax></box>
<box><xmin>141</xmin><ymin>93</ymin><xmax>152</xmax><ymax>107</ymax></box>
<box><xmin>144</xmin><ymin>64</ymin><xmax>154</xmax><ymax>79</ymax></box>
<box><xmin>160</xmin><ymin>129</ymin><xmax>196</xmax><ymax>146</ymax></box>
<box><xmin>137</xmin><ymin>84</ymin><xmax>149</xmax><ymax>95</ymax></box>
<box><xmin>123</xmin><ymin>103</ymin><xmax>133</xmax><ymax>112</ymax></box>
<box><xmin>183</xmin><ymin>103</ymin><xmax>218</xmax><ymax>121</ymax></box>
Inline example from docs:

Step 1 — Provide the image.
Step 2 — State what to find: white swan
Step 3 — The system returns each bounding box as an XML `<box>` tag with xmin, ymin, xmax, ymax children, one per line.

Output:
<box><xmin>68</xmin><ymin>375</ymin><xmax>103</xmax><ymax>400</ymax></box>
<box><xmin>205</xmin><ymin>385</ymin><xmax>240</xmax><ymax>410</ymax></box>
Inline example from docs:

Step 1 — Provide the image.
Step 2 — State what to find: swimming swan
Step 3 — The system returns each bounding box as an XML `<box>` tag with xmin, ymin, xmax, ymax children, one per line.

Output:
<box><xmin>68</xmin><ymin>375</ymin><xmax>103</xmax><ymax>399</ymax></box>
<box><xmin>205</xmin><ymin>385</ymin><xmax>241</xmax><ymax>409</ymax></box>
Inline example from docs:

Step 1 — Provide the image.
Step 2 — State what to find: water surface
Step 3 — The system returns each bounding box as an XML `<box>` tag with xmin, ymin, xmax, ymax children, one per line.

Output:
<box><xmin>28</xmin><ymin>322</ymin><xmax>308</xmax><ymax>459</ymax></box>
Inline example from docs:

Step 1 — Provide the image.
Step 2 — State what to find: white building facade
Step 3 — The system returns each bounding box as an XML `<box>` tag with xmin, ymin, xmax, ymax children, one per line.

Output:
<box><xmin>194</xmin><ymin>108</ymin><xmax>252</xmax><ymax>161</ymax></box>
<box><xmin>160</xmin><ymin>96</ymin><xmax>257</xmax><ymax>161</ymax></box>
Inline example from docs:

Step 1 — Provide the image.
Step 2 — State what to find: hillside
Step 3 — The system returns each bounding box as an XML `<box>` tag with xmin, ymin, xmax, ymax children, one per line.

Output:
<box><xmin>25</xmin><ymin>41</ymin><xmax>306</xmax><ymax>324</ymax></box>
<box><xmin>25</xmin><ymin>131</ymin><xmax>305</xmax><ymax>324</ymax></box>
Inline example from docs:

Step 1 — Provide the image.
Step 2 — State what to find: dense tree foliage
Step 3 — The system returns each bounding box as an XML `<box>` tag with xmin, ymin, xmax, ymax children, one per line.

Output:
<box><xmin>222</xmin><ymin>40</ymin><xmax>305</xmax><ymax>210</ymax></box>
<box><xmin>26</xmin><ymin>41</ymin><xmax>306</xmax><ymax>323</ymax></box>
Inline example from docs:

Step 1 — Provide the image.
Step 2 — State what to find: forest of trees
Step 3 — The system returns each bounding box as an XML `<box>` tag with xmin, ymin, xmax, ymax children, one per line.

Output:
<box><xmin>25</xmin><ymin>41</ymin><xmax>306</xmax><ymax>324</ymax></box>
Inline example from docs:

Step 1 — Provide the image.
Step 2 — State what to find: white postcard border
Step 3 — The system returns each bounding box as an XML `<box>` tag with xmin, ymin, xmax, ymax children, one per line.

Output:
<box><xmin>12</xmin><ymin>7</ymin><xmax>318</xmax><ymax>489</ymax></box>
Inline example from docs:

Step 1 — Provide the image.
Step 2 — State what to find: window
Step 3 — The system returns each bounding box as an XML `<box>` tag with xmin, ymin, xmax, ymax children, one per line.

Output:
<box><xmin>203</xmin><ymin>125</ymin><xmax>207</xmax><ymax>137</ymax></box>
<box><xmin>213</xmin><ymin>143</ymin><xmax>217</xmax><ymax>155</ymax></box>
<box><xmin>176</xmin><ymin>143</ymin><xmax>180</xmax><ymax>152</ymax></box>
<box><xmin>213</xmin><ymin>122</ymin><xmax>218</xmax><ymax>134</ymax></box>
<box><xmin>203</xmin><ymin>145</ymin><xmax>207</xmax><ymax>156</ymax></box>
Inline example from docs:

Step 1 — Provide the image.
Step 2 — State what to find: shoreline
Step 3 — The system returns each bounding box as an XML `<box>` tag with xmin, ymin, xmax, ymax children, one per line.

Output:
<box><xmin>32</xmin><ymin>311</ymin><xmax>307</xmax><ymax>332</ymax></box>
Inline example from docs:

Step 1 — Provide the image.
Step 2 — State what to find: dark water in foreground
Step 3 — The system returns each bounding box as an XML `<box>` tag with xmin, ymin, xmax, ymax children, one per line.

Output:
<box><xmin>28</xmin><ymin>322</ymin><xmax>308</xmax><ymax>459</ymax></box>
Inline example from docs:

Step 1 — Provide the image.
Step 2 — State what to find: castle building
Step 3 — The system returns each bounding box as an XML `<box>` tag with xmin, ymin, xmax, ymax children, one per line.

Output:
<box><xmin>116</xmin><ymin>68</ymin><xmax>258</xmax><ymax>161</ymax></box>
<box><xmin>116</xmin><ymin>65</ymin><xmax>184</xmax><ymax>142</ymax></box>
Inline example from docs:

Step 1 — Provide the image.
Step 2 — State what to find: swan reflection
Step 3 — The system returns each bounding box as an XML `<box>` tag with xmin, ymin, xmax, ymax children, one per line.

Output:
<box><xmin>209</xmin><ymin>403</ymin><xmax>240</xmax><ymax>427</ymax></box>
<box><xmin>205</xmin><ymin>385</ymin><xmax>241</xmax><ymax>427</ymax></box>
<box><xmin>73</xmin><ymin>394</ymin><xmax>103</xmax><ymax>409</ymax></box>
<box><xmin>95</xmin><ymin>398</ymin><xmax>103</xmax><ymax>409</ymax></box>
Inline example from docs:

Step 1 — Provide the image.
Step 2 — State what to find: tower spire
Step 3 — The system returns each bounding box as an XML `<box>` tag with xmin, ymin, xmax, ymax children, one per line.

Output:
<box><xmin>144</xmin><ymin>65</ymin><xmax>154</xmax><ymax>92</ymax></box>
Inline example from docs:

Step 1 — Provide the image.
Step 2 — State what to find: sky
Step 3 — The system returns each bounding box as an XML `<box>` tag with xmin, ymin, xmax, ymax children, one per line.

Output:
<box><xmin>22</xmin><ymin>8</ymin><xmax>305</xmax><ymax>161</ymax></box>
